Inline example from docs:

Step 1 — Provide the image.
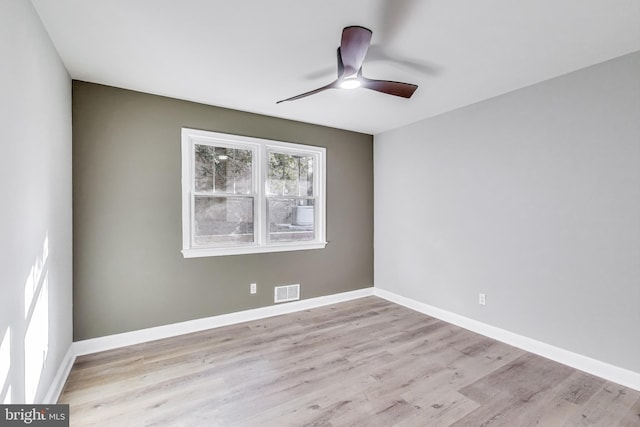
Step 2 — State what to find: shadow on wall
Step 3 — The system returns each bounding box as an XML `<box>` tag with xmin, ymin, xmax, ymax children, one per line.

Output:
<box><xmin>1</xmin><ymin>233</ymin><xmax>51</xmax><ymax>404</ymax></box>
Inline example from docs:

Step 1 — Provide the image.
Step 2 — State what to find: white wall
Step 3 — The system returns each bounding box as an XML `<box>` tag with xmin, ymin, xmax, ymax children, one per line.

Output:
<box><xmin>375</xmin><ymin>52</ymin><xmax>640</xmax><ymax>373</ymax></box>
<box><xmin>0</xmin><ymin>0</ymin><xmax>72</xmax><ymax>403</ymax></box>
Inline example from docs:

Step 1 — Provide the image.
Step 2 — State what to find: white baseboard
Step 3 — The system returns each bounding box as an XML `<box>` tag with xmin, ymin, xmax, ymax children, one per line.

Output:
<box><xmin>42</xmin><ymin>345</ymin><xmax>76</xmax><ymax>404</ymax></box>
<box><xmin>46</xmin><ymin>284</ymin><xmax>638</xmax><ymax>404</ymax></box>
<box><xmin>73</xmin><ymin>287</ymin><xmax>374</xmax><ymax>356</ymax></box>
<box><xmin>374</xmin><ymin>288</ymin><xmax>640</xmax><ymax>392</ymax></box>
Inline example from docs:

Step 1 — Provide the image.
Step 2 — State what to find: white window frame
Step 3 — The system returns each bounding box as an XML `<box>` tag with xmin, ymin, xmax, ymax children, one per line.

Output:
<box><xmin>181</xmin><ymin>128</ymin><xmax>327</xmax><ymax>257</ymax></box>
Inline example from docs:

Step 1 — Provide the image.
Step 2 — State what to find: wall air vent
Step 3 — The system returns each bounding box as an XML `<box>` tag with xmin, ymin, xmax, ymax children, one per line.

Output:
<box><xmin>274</xmin><ymin>284</ymin><xmax>300</xmax><ymax>303</ymax></box>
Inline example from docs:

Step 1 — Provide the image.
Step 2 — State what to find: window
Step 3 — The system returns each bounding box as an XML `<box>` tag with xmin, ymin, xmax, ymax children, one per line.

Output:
<box><xmin>181</xmin><ymin>128</ymin><xmax>326</xmax><ymax>257</ymax></box>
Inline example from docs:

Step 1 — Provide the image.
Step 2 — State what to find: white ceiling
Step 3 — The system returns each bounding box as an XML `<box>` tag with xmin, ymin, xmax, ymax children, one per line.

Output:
<box><xmin>32</xmin><ymin>0</ymin><xmax>640</xmax><ymax>135</ymax></box>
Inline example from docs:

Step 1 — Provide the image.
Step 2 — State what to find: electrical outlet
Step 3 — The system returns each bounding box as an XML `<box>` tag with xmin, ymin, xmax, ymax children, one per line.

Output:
<box><xmin>479</xmin><ymin>293</ymin><xmax>486</xmax><ymax>306</ymax></box>
<box><xmin>250</xmin><ymin>283</ymin><xmax>257</xmax><ymax>294</ymax></box>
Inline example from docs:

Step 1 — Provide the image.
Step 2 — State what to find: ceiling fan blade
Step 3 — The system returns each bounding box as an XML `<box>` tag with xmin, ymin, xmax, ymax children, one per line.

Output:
<box><xmin>276</xmin><ymin>80</ymin><xmax>339</xmax><ymax>104</ymax></box>
<box><xmin>340</xmin><ymin>26</ymin><xmax>372</xmax><ymax>76</ymax></box>
<box><xmin>360</xmin><ymin>77</ymin><xmax>418</xmax><ymax>98</ymax></box>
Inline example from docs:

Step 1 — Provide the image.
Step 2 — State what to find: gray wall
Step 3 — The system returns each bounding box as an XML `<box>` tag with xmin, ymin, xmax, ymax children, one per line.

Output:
<box><xmin>0</xmin><ymin>0</ymin><xmax>73</xmax><ymax>403</ymax></box>
<box><xmin>375</xmin><ymin>52</ymin><xmax>640</xmax><ymax>373</ymax></box>
<box><xmin>72</xmin><ymin>81</ymin><xmax>373</xmax><ymax>341</ymax></box>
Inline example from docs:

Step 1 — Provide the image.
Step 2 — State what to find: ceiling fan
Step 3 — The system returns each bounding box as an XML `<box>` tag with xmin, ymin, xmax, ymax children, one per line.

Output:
<box><xmin>277</xmin><ymin>26</ymin><xmax>418</xmax><ymax>104</ymax></box>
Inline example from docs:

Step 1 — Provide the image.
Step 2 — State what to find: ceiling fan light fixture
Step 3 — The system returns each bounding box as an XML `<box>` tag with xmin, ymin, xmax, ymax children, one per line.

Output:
<box><xmin>276</xmin><ymin>26</ymin><xmax>417</xmax><ymax>103</ymax></box>
<box><xmin>340</xmin><ymin>78</ymin><xmax>361</xmax><ymax>89</ymax></box>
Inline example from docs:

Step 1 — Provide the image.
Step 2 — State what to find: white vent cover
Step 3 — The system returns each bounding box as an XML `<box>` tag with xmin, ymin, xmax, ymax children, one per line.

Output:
<box><xmin>274</xmin><ymin>284</ymin><xmax>300</xmax><ymax>303</ymax></box>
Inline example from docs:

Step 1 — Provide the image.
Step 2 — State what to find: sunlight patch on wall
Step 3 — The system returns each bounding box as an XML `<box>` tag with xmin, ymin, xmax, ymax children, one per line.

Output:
<box><xmin>0</xmin><ymin>327</ymin><xmax>10</xmax><ymax>404</ymax></box>
<box><xmin>24</xmin><ymin>234</ymin><xmax>48</xmax><ymax>319</ymax></box>
<box><xmin>24</xmin><ymin>275</ymin><xmax>49</xmax><ymax>404</ymax></box>
<box><xmin>23</xmin><ymin>234</ymin><xmax>50</xmax><ymax>404</ymax></box>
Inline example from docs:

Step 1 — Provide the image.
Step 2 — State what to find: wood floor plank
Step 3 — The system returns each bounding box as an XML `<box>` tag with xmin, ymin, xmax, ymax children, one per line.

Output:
<box><xmin>394</xmin><ymin>390</ymin><xmax>479</xmax><ymax>427</ymax></box>
<box><xmin>59</xmin><ymin>297</ymin><xmax>640</xmax><ymax>426</ymax></box>
<box><xmin>564</xmin><ymin>383</ymin><xmax>640</xmax><ymax>427</ymax></box>
<box><xmin>515</xmin><ymin>370</ymin><xmax>606</xmax><ymax>426</ymax></box>
<box><xmin>618</xmin><ymin>396</ymin><xmax>640</xmax><ymax>427</ymax></box>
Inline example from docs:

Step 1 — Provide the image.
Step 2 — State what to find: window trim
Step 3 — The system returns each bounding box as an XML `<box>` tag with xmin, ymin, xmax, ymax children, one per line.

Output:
<box><xmin>181</xmin><ymin>128</ymin><xmax>327</xmax><ymax>258</ymax></box>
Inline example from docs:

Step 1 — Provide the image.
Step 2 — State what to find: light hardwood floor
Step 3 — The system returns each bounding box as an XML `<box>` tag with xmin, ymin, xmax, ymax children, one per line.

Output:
<box><xmin>59</xmin><ymin>297</ymin><xmax>640</xmax><ymax>426</ymax></box>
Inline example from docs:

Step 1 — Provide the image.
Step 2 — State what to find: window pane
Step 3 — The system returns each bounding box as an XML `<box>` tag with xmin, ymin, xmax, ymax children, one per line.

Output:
<box><xmin>194</xmin><ymin>196</ymin><xmax>254</xmax><ymax>245</ymax></box>
<box><xmin>194</xmin><ymin>144</ymin><xmax>252</xmax><ymax>194</ymax></box>
<box><xmin>268</xmin><ymin>198</ymin><xmax>315</xmax><ymax>242</ymax></box>
<box><xmin>268</xmin><ymin>152</ymin><xmax>314</xmax><ymax>196</ymax></box>
<box><xmin>194</xmin><ymin>145</ymin><xmax>214</xmax><ymax>191</ymax></box>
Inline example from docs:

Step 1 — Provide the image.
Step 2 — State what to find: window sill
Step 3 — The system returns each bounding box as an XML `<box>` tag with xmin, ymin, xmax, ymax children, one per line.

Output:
<box><xmin>181</xmin><ymin>241</ymin><xmax>328</xmax><ymax>258</ymax></box>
